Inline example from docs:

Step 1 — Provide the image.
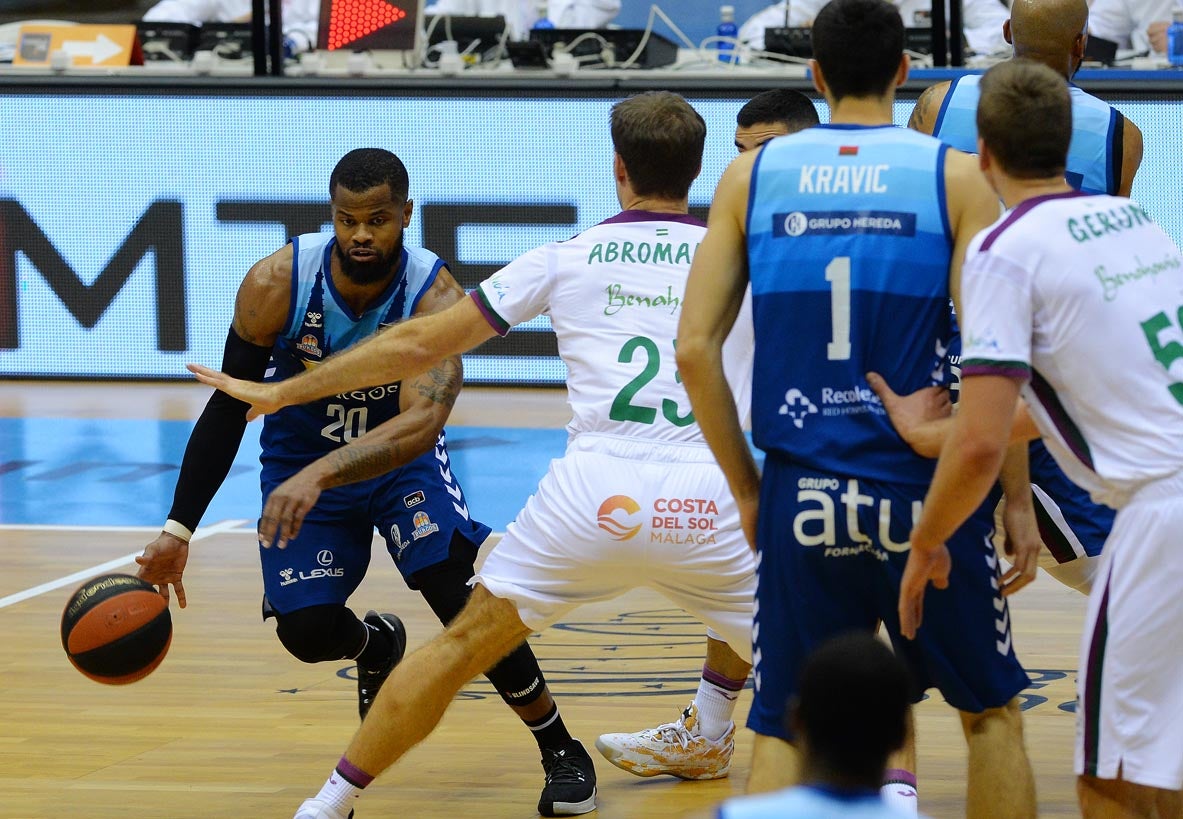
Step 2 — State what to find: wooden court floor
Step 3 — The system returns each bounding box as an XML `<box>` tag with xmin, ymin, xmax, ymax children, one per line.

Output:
<box><xmin>0</xmin><ymin>383</ymin><xmax>1089</xmax><ymax>818</ymax></box>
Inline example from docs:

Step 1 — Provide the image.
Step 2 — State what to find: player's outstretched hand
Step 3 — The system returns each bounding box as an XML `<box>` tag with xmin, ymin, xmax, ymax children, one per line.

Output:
<box><xmin>259</xmin><ymin>471</ymin><xmax>323</xmax><ymax>549</ymax></box>
<box><xmin>999</xmin><ymin>499</ymin><xmax>1042</xmax><ymax>596</ymax></box>
<box><xmin>865</xmin><ymin>372</ymin><xmax>952</xmax><ymax>458</ymax></box>
<box><xmin>135</xmin><ymin>533</ymin><xmax>190</xmax><ymax>609</ymax></box>
<box><xmin>187</xmin><ymin>363</ymin><xmax>283</xmax><ymax>420</ymax></box>
<box><xmin>898</xmin><ymin>541</ymin><xmax>950</xmax><ymax>639</ymax></box>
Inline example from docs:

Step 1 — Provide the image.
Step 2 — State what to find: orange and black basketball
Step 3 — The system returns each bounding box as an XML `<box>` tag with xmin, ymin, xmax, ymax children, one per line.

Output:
<box><xmin>60</xmin><ymin>573</ymin><xmax>172</xmax><ymax>685</ymax></box>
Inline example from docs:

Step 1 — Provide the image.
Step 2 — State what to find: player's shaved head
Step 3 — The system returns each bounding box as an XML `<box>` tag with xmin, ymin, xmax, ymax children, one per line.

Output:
<box><xmin>1007</xmin><ymin>0</ymin><xmax>1089</xmax><ymax>77</ymax></box>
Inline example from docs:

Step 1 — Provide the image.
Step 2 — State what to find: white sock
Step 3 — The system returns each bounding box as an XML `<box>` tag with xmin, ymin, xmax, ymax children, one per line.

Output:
<box><xmin>693</xmin><ymin>666</ymin><xmax>745</xmax><ymax>741</ymax></box>
<box><xmin>881</xmin><ymin>769</ymin><xmax>919</xmax><ymax>816</ymax></box>
<box><xmin>313</xmin><ymin>760</ymin><xmax>368</xmax><ymax>815</ymax></box>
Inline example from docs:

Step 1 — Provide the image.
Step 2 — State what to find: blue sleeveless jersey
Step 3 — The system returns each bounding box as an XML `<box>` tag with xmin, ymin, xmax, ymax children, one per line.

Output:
<box><xmin>933</xmin><ymin>74</ymin><xmax>1123</xmax><ymax>195</ymax></box>
<box><xmin>261</xmin><ymin>234</ymin><xmax>445</xmax><ymax>465</ymax></box>
<box><xmin>747</xmin><ymin>125</ymin><xmax>953</xmax><ymax>485</ymax></box>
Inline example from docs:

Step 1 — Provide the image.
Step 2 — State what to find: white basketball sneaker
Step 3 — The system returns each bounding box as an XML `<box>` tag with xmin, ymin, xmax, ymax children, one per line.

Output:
<box><xmin>293</xmin><ymin>798</ymin><xmax>353</xmax><ymax>819</ymax></box>
<box><xmin>594</xmin><ymin>702</ymin><xmax>734</xmax><ymax>780</ymax></box>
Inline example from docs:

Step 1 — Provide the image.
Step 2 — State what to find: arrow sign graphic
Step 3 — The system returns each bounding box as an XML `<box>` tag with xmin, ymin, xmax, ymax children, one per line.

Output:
<box><xmin>61</xmin><ymin>34</ymin><xmax>124</xmax><ymax>64</ymax></box>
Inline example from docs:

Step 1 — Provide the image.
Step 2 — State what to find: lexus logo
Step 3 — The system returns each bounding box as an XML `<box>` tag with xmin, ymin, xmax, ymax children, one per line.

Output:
<box><xmin>317</xmin><ymin>550</ymin><xmax>334</xmax><ymax>566</ymax></box>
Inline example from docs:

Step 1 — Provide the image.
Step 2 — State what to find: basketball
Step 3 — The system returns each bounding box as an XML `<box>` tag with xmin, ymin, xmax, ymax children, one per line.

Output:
<box><xmin>60</xmin><ymin>573</ymin><xmax>172</xmax><ymax>685</ymax></box>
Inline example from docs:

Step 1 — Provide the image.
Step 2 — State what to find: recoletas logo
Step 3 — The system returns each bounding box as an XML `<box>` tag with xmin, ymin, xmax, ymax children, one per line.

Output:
<box><xmin>597</xmin><ymin>495</ymin><xmax>642</xmax><ymax>541</ymax></box>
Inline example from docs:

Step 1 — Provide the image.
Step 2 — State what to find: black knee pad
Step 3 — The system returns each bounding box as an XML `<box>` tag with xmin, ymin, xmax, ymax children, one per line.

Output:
<box><xmin>412</xmin><ymin>538</ymin><xmax>549</xmax><ymax>707</ymax></box>
<box><xmin>485</xmin><ymin>641</ymin><xmax>548</xmax><ymax>708</ymax></box>
<box><xmin>273</xmin><ymin>603</ymin><xmax>354</xmax><ymax>663</ymax></box>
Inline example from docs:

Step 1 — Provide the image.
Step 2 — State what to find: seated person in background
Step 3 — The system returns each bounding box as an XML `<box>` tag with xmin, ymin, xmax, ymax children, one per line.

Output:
<box><xmin>717</xmin><ymin>632</ymin><xmax>929</xmax><ymax>819</ymax></box>
<box><xmin>423</xmin><ymin>0</ymin><xmax>620</xmax><ymax>40</ymax></box>
<box><xmin>1087</xmin><ymin>0</ymin><xmax>1178</xmax><ymax>55</ymax></box>
<box><xmin>142</xmin><ymin>0</ymin><xmax>319</xmax><ymax>53</ymax></box>
<box><xmin>739</xmin><ymin>0</ymin><xmax>1009</xmax><ymax>55</ymax></box>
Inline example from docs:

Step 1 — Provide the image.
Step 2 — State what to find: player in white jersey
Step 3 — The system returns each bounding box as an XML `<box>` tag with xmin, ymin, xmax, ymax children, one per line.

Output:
<box><xmin>898</xmin><ymin>60</ymin><xmax>1183</xmax><ymax>817</ymax></box>
<box><xmin>592</xmin><ymin>87</ymin><xmax>823</xmax><ymax>789</ymax></box>
<box><xmin>188</xmin><ymin>91</ymin><xmax>760</xmax><ymax>819</ymax></box>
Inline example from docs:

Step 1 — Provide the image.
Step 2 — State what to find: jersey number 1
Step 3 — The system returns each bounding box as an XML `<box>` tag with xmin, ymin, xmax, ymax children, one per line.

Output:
<box><xmin>826</xmin><ymin>257</ymin><xmax>852</xmax><ymax>361</ymax></box>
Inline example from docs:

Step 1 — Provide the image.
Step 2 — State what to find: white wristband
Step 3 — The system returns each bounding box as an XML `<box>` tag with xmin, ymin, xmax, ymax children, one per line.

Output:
<box><xmin>163</xmin><ymin>519</ymin><xmax>194</xmax><ymax>542</ymax></box>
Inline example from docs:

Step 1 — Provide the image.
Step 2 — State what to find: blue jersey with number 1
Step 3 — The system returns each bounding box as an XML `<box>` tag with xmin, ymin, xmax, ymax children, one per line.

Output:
<box><xmin>746</xmin><ymin>125</ymin><xmax>953</xmax><ymax>485</ymax></box>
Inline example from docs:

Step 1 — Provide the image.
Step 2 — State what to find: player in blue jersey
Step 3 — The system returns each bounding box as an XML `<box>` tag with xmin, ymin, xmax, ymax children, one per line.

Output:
<box><xmin>677</xmin><ymin>1</ymin><xmax>1037</xmax><ymax>816</ymax></box>
<box><xmin>882</xmin><ymin>0</ymin><xmax>1140</xmax><ymax>595</ymax></box>
<box><xmin>909</xmin><ymin>0</ymin><xmax>1144</xmax><ymax>197</ymax></box>
<box><xmin>133</xmin><ymin>148</ymin><xmax>595</xmax><ymax>816</ymax></box>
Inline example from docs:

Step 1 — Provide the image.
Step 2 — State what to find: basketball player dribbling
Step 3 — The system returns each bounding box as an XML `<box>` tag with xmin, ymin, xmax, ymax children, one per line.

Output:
<box><xmin>188</xmin><ymin>91</ymin><xmax>763</xmax><ymax>819</ymax></box>
<box><xmin>134</xmin><ymin>148</ymin><xmax>595</xmax><ymax>816</ymax></box>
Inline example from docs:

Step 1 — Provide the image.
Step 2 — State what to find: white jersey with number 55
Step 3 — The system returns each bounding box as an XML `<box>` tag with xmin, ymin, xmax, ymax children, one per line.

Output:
<box><xmin>473</xmin><ymin>211</ymin><xmax>753</xmax><ymax>445</ymax></box>
<box><xmin>959</xmin><ymin>191</ymin><xmax>1183</xmax><ymax>508</ymax></box>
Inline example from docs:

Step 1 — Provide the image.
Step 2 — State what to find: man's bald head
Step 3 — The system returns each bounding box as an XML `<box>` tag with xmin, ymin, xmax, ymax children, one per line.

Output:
<box><xmin>1006</xmin><ymin>0</ymin><xmax>1089</xmax><ymax>77</ymax></box>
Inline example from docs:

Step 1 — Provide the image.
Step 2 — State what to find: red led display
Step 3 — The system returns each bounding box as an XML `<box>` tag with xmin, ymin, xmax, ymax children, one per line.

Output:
<box><xmin>325</xmin><ymin>0</ymin><xmax>408</xmax><ymax>50</ymax></box>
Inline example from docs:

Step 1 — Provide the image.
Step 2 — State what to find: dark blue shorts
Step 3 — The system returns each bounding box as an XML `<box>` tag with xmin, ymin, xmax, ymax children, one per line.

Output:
<box><xmin>747</xmin><ymin>456</ymin><xmax>1030</xmax><ymax>740</ymax></box>
<box><xmin>1028</xmin><ymin>441</ymin><xmax>1114</xmax><ymax>562</ymax></box>
<box><xmin>258</xmin><ymin>434</ymin><xmax>491</xmax><ymax>614</ymax></box>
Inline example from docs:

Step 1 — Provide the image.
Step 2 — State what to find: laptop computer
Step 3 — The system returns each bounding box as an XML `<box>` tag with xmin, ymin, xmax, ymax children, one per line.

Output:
<box><xmin>1083</xmin><ymin>33</ymin><xmax>1118</xmax><ymax>65</ymax></box>
<box><xmin>137</xmin><ymin>22</ymin><xmax>199</xmax><ymax>62</ymax></box>
<box><xmin>195</xmin><ymin>22</ymin><xmax>253</xmax><ymax>60</ymax></box>
<box><xmin>766</xmin><ymin>26</ymin><xmax>932</xmax><ymax>59</ymax></box>
<box><xmin>424</xmin><ymin>14</ymin><xmax>507</xmax><ymax>51</ymax></box>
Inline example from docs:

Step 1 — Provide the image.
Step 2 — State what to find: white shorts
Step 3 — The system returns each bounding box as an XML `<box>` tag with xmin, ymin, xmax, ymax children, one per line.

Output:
<box><xmin>1075</xmin><ymin>471</ymin><xmax>1183</xmax><ymax>790</ymax></box>
<box><xmin>473</xmin><ymin>433</ymin><xmax>756</xmax><ymax>662</ymax></box>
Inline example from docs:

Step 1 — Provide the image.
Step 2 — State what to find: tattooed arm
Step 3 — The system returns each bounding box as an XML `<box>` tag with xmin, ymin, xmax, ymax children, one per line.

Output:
<box><xmin>907</xmin><ymin>81</ymin><xmax>951</xmax><ymax>135</ymax></box>
<box><xmin>257</xmin><ymin>267</ymin><xmax>467</xmax><ymax>548</ymax></box>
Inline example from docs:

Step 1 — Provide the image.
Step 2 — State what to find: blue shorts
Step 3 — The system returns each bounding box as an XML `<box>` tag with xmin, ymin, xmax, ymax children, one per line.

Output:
<box><xmin>1029</xmin><ymin>441</ymin><xmax>1114</xmax><ymax>562</ymax></box>
<box><xmin>748</xmin><ymin>456</ymin><xmax>1030</xmax><ymax>740</ymax></box>
<box><xmin>258</xmin><ymin>434</ymin><xmax>491</xmax><ymax>615</ymax></box>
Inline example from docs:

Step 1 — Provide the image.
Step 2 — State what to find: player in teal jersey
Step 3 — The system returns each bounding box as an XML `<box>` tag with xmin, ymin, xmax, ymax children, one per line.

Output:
<box><xmin>910</xmin><ymin>0</ymin><xmax>1143</xmax><ymax>197</ymax></box>
<box><xmin>135</xmin><ymin>148</ymin><xmax>593</xmax><ymax>817</ymax></box>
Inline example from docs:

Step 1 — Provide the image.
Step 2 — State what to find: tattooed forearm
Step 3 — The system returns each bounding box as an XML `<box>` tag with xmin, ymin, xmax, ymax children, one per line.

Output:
<box><xmin>908</xmin><ymin>84</ymin><xmax>940</xmax><ymax>133</ymax></box>
<box><xmin>321</xmin><ymin>441</ymin><xmax>404</xmax><ymax>488</ymax></box>
<box><xmin>414</xmin><ymin>356</ymin><xmax>462</xmax><ymax>409</ymax></box>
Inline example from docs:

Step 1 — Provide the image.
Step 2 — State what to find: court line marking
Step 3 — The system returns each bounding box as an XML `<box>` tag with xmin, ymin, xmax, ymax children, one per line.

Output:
<box><xmin>0</xmin><ymin>519</ymin><xmax>250</xmax><ymax>609</ymax></box>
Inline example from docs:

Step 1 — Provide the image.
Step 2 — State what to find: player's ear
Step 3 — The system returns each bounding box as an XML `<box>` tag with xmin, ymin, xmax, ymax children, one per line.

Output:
<box><xmin>1003</xmin><ymin>19</ymin><xmax>1013</xmax><ymax>46</ymax></box>
<box><xmin>809</xmin><ymin>59</ymin><xmax>826</xmax><ymax>96</ymax></box>
<box><xmin>895</xmin><ymin>53</ymin><xmax>910</xmax><ymax>88</ymax></box>
<box><xmin>402</xmin><ymin>199</ymin><xmax>414</xmax><ymax>227</ymax></box>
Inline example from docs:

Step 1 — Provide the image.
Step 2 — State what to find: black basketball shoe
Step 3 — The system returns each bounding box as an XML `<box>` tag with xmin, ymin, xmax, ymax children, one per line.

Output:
<box><xmin>538</xmin><ymin>739</ymin><xmax>597</xmax><ymax>816</ymax></box>
<box><xmin>357</xmin><ymin>610</ymin><xmax>406</xmax><ymax>721</ymax></box>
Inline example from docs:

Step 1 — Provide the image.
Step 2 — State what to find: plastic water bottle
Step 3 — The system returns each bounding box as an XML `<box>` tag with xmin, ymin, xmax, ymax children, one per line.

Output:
<box><xmin>716</xmin><ymin>5</ymin><xmax>738</xmax><ymax>64</ymax></box>
<box><xmin>1168</xmin><ymin>10</ymin><xmax>1183</xmax><ymax>67</ymax></box>
<box><xmin>533</xmin><ymin>0</ymin><xmax>555</xmax><ymax>30</ymax></box>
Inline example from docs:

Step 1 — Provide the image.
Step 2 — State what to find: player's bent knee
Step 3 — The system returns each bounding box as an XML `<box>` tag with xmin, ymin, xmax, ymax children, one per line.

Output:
<box><xmin>959</xmin><ymin>697</ymin><xmax>1024</xmax><ymax>739</ymax></box>
<box><xmin>274</xmin><ymin>604</ymin><xmax>350</xmax><ymax>663</ymax></box>
<box><xmin>444</xmin><ymin>584</ymin><xmax>532</xmax><ymax>674</ymax></box>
